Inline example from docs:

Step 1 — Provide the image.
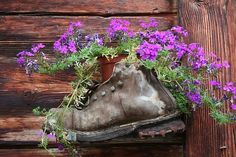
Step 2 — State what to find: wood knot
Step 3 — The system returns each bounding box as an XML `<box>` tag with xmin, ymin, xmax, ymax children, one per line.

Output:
<box><xmin>194</xmin><ymin>0</ymin><xmax>209</xmax><ymax>7</ymax></box>
<box><xmin>23</xmin><ymin>90</ymin><xmax>38</xmax><ymax>105</ymax></box>
<box><xmin>152</xmin><ymin>8</ymin><xmax>159</xmax><ymax>13</ymax></box>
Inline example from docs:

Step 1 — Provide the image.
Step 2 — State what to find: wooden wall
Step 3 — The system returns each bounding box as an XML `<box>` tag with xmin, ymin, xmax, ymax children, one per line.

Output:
<box><xmin>0</xmin><ymin>0</ymin><xmax>181</xmax><ymax>156</ymax></box>
<box><xmin>179</xmin><ymin>0</ymin><xmax>236</xmax><ymax>157</ymax></box>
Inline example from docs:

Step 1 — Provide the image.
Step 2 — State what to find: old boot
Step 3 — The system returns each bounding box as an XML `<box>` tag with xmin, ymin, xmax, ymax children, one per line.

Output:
<box><xmin>47</xmin><ymin>62</ymin><xmax>179</xmax><ymax>141</ymax></box>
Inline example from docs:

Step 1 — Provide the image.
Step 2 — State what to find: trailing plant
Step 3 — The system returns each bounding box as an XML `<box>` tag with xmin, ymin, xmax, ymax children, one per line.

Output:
<box><xmin>16</xmin><ymin>18</ymin><xmax>236</xmax><ymax>156</ymax></box>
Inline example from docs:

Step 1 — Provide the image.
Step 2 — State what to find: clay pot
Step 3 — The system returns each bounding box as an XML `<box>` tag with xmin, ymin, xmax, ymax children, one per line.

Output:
<box><xmin>98</xmin><ymin>54</ymin><xmax>127</xmax><ymax>82</ymax></box>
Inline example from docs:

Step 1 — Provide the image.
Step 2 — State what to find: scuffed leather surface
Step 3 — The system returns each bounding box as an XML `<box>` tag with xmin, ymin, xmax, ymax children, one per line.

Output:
<box><xmin>49</xmin><ymin>62</ymin><xmax>177</xmax><ymax>132</ymax></box>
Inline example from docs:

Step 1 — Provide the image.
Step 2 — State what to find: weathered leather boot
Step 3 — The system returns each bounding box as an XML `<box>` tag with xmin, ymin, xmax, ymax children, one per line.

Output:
<box><xmin>47</xmin><ymin>62</ymin><xmax>179</xmax><ymax>141</ymax></box>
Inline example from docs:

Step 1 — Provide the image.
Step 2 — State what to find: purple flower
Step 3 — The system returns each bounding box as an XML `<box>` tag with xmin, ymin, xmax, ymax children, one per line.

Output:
<box><xmin>185</xmin><ymin>44</ymin><xmax>208</xmax><ymax>71</ymax></box>
<box><xmin>170</xmin><ymin>61</ymin><xmax>180</xmax><ymax>69</ymax></box>
<box><xmin>233</xmin><ymin>95</ymin><xmax>236</xmax><ymax>100</ymax></box>
<box><xmin>31</xmin><ymin>43</ymin><xmax>45</xmax><ymax>53</ymax></box>
<box><xmin>53</xmin><ymin>21</ymin><xmax>83</xmax><ymax>54</ymax></box>
<box><xmin>232</xmin><ymin>87</ymin><xmax>236</xmax><ymax>95</ymax></box>
<box><xmin>57</xmin><ymin>144</ymin><xmax>64</xmax><ymax>151</ymax></box>
<box><xmin>210</xmin><ymin>80</ymin><xmax>221</xmax><ymax>88</ymax></box>
<box><xmin>140</xmin><ymin>18</ymin><xmax>158</xmax><ymax>29</ymax></box>
<box><xmin>60</xmin><ymin>45</ymin><xmax>69</xmax><ymax>54</ymax></box>
<box><xmin>136</xmin><ymin>41</ymin><xmax>162</xmax><ymax>61</ymax></box>
<box><xmin>223</xmin><ymin>82</ymin><xmax>234</xmax><ymax>92</ymax></box>
<box><xmin>165</xmin><ymin>44</ymin><xmax>174</xmax><ymax>50</ymax></box>
<box><xmin>68</xmin><ymin>40</ymin><xmax>77</xmax><ymax>53</ymax></box>
<box><xmin>174</xmin><ymin>43</ymin><xmax>191</xmax><ymax>59</ymax></box>
<box><xmin>152</xmin><ymin>30</ymin><xmax>174</xmax><ymax>45</ymax></box>
<box><xmin>54</xmin><ymin>40</ymin><xmax>62</xmax><ymax>51</ymax></box>
<box><xmin>67</xmin><ymin>24</ymin><xmax>74</xmax><ymax>36</ymax></box>
<box><xmin>85</xmin><ymin>35</ymin><xmax>92</xmax><ymax>42</ymax></box>
<box><xmin>25</xmin><ymin>59</ymin><xmax>39</xmax><ymax>75</ymax></box>
<box><xmin>85</xmin><ymin>34</ymin><xmax>104</xmax><ymax>47</ymax></box>
<box><xmin>231</xmin><ymin>104</ymin><xmax>236</xmax><ymax>110</ymax></box>
<box><xmin>17</xmin><ymin>50</ymin><xmax>34</xmax><ymax>57</ymax></box>
<box><xmin>95</xmin><ymin>38</ymin><xmax>103</xmax><ymax>46</ymax></box>
<box><xmin>54</xmin><ymin>40</ymin><xmax>70</xmax><ymax>54</ymax></box>
<box><xmin>188</xmin><ymin>43</ymin><xmax>198</xmax><ymax>50</ymax></box>
<box><xmin>210</xmin><ymin>52</ymin><xmax>217</xmax><ymax>58</ymax></box>
<box><xmin>193</xmin><ymin>80</ymin><xmax>201</xmax><ymax>85</ymax></box>
<box><xmin>222</xmin><ymin>61</ymin><xmax>230</xmax><ymax>68</ymax></box>
<box><xmin>67</xmin><ymin>21</ymin><xmax>82</xmax><ymax>35</ymax></box>
<box><xmin>176</xmin><ymin>50</ymin><xmax>185</xmax><ymax>59</ymax></box>
<box><xmin>47</xmin><ymin>133</ymin><xmax>56</xmax><ymax>139</ymax></box>
<box><xmin>171</xmin><ymin>26</ymin><xmax>188</xmax><ymax>36</ymax></box>
<box><xmin>107</xmin><ymin>19</ymin><xmax>130</xmax><ymax>39</ymax></box>
<box><xmin>36</xmin><ymin>131</ymin><xmax>44</xmax><ymax>137</ymax></box>
<box><xmin>60</xmin><ymin>33</ymin><xmax>68</xmax><ymax>40</ymax></box>
<box><xmin>128</xmin><ymin>31</ymin><xmax>135</xmax><ymax>38</ymax></box>
<box><xmin>73</xmin><ymin>21</ymin><xmax>82</xmax><ymax>28</ymax></box>
<box><xmin>186</xmin><ymin>90</ymin><xmax>202</xmax><ymax>106</ymax></box>
<box><xmin>210</xmin><ymin>61</ymin><xmax>222</xmax><ymax>70</ymax></box>
<box><xmin>17</xmin><ymin>57</ymin><xmax>25</xmax><ymax>66</ymax></box>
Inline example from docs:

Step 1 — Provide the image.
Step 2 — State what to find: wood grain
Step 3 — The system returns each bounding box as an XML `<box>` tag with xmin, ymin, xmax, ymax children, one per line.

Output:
<box><xmin>0</xmin><ymin>56</ymin><xmax>74</xmax><ymax>112</ymax></box>
<box><xmin>0</xmin><ymin>144</ymin><xmax>182</xmax><ymax>157</ymax></box>
<box><xmin>0</xmin><ymin>149</ymin><xmax>67</xmax><ymax>157</ymax></box>
<box><xmin>0</xmin><ymin>114</ymin><xmax>183</xmax><ymax>145</ymax></box>
<box><xmin>0</xmin><ymin>16</ymin><xmax>176</xmax><ymax>43</ymax></box>
<box><xmin>79</xmin><ymin>145</ymin><xmax>183</xmax><ymax>157</ymax></box>
<box><xmin>0</xmin><ymin>42</ymin><xmax>53</xmax><ymax>56</ymax></box>
<box><xmin>0</xmin><ymin>115</ymin><xmax>57</xmax><ymax>146</ymax></box>
<box><xmin>179</xmin><ymin>0</ymin><xmax>236</xmax><ymax>157</ymax></box>
<box><xmin>0</xmin><ymin>0</ymin><xmax>177</xmax><ymax>15</ymax></box>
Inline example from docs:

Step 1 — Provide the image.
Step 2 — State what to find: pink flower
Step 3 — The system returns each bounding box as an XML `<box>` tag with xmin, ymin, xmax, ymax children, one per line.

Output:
<box><xmin>47</xmin><ymin>133</ymin><xmax>56</xmax><ymax>139</ymax></box>
<box><xmin>223</xmin><ymin>82</ymin><xmax>234</xmax><ymax>92</ymax></box>
<box><xmin>210</xmin><ymin>80</ymin><xmax>221</xmax><ymax>88</ymax></box>
<box><xmin>222</xmin><ymin>61</ymin><xmax>230</xmax><ymax>68</ymax></box>
<box><xmin>233</xmin><ymin>95</ymin><xmax>236</xmax><ymax>100</ymax></box>
<box><xmin>231</xmin><ymin>104</ymin><xmax>236</xmax><ymax>110</ymax></box>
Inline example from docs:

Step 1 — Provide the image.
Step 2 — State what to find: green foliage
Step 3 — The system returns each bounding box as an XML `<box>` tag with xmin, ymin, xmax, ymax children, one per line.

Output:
<box><xmin>116</xmin><ymin>38</ymin><xmax>140</xmax><ymax>54</ymax></box>
<box><xmin>210</xmin><ymin>110</ymin><xmax>231</xmax><ymax>124</ymax></box>
<box><xmin>33</xmin><ymin>107</ymin><xmax>48</xmax><ymax>116</ymax></box>
<box><xmin>79</xmin><ymin>43</ymin><xmax>118</xmax><ymax>59</ymax></box>
<box><xmin>39</xmin><ymin>53</ymin><xmax>80</xmax><ymax>74</ymax></box>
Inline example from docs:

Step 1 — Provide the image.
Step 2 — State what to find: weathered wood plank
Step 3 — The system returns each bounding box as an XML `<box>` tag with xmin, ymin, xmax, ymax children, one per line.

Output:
<box><xmin>0</xmin><ymin>144</ymin><xmax>183</xmax><ymax>157</ymax></box>
<box><xmin>0</xmin><ymin>55</ymin><xmax>74</xmax><ymax>111</ymax></box>
<box><xmin>0</xmin><ymin>42</ymin><xmax>53</xmax><ymax>56</ymax></box>
<box><xmin>0</xmin><ymin>149</ymin><xmax>67</xmax><ymax>157</ymax></box>
<box><xmin>178</xmin><ymin>0</ymin><xmax>236</xmax><ymax>157</ymax></box>
<box><xmin>0</xmin><ymin>114</ymin><xmax>183</xmax><ymax>157</ymax></box>
<box><xmin>0</xmin><ymin>110</ymin><xmax>183</xmax><ymax>147</ymax></box>
<box><xmin>0</xmin><ymin>0</ymin><xmax>177</xmax><ymax>15</ymax></box>
<box><xmin>0</xmin><ymin>116</ymin><xmax>55</xmax><ymax>145</ymax></box>
<box><xmin>0</xmin><ymin>16</ymin><xmax>177</xmax><ymax>42</ymax></box>
<box><xmin>79</xmin><ymin>145</ymin><xmax>183</xmax><ymax>157</ymax></box>
<box><xmin>0</xmin><ymin>113</ymin><xmax>183</xmax><ymax>144</ymax></box>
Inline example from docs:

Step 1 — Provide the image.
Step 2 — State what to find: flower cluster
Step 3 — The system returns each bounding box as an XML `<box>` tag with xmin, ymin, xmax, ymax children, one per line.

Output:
<box><xmin>171</xmin><ymin>26</ymin><xmax>188</xmax><ymax>37</ymax></box>
<box><xmin>186</xmin><ymin>90</ymin><xmax>202</xmax><ymax>106</ymax></box>
<box><xmin>16</xmin><ymin>43</ymin><xmax>45</xmax><ymax>75</ymax></box>
<box><xmin>136</xmin><ymin>41</ymin><xmax>162</xmax><ymax>61</ymax></box>
<box><xmin>85</xmin><ymin>34</ymin><xmax>104</xmax><ymax>47</ymax></box>
<box><xmin>107</xmin><ymin>19</ymin><xmax>132</xmax><ymax>40</ymax></box>
<box><xmin>139</xmin><ymin>18</ymin><xmax>158</xmax><ymax>30</ymax></box>
<box><xmin>53</xmin><ymin>22</ymin><xmax>82</xmax><ymax>54</ymax></box>
<box><xmin>16</xmin><ymin>18</ymin><xmax>236</xmax><ymax>113</ymax></box>
<box><xmin>136</xmin><ymin>20</ymin><xmax>189</xmax><ymax>61</ymax></box>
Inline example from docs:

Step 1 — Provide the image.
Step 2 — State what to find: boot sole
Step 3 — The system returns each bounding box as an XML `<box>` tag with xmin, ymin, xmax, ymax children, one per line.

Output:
<box><xmin>73</xmin><ymin>111</ymin><xmax>180</xmax><ymax>142</ymax></box>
